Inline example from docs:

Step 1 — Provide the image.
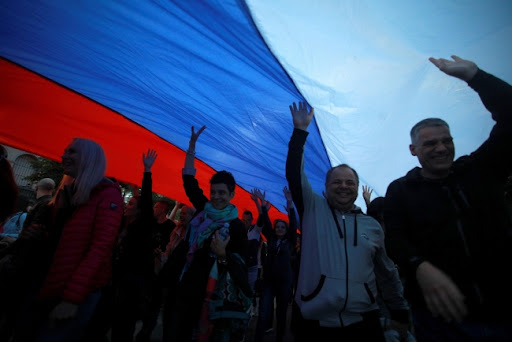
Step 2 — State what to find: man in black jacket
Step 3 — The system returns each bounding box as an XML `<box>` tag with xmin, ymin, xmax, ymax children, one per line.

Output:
<box><xmin>384</xmin><ymin>55</ymin><xmax>512</xmax><ymax>341</ymax></box>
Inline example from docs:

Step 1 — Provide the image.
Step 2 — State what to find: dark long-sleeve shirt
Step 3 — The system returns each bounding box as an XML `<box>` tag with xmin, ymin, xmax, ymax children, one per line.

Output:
<box><xmin>384</xmin><ymin>69</ymin><xmax>512</xmax><ymax>318</ymax></box>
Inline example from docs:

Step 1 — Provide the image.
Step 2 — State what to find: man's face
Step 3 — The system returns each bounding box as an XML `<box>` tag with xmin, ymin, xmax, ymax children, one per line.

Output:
<box><xmin>153</xmin><ymin>202</ymin><xmax>168</xmax><ymax>218</ymax></box>
<box><xmin>242</xmin><ymin>213</ymin><xmax>253</xmax><ymax>228</ymax></box>
<box><xmin>410</xmin><ymin>125</ymin><xmax>455</xmax><ymax>179</ymax></box>
<box><xmin>210</xmin><ymin>183</ymin><xmax>234</xmax><ymax>210</ymax></box>
<box><xmin>325</xmin><ymin>166</ymin><xmax>358</xmax><ymax>212</ymax></box>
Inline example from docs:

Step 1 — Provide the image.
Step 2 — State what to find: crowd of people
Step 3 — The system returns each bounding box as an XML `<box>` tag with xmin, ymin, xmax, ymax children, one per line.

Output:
<box><xmin>0</xmin><ymin>54</ymin><xmax>511</xmax><ymax>342</ymax></box>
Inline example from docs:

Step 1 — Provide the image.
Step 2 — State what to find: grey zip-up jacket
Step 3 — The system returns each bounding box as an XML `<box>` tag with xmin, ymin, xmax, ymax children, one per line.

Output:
<box><xmin>286</xmin><ymin>128</ymin><xmax>409</xmax><ymax>328</ymax></box>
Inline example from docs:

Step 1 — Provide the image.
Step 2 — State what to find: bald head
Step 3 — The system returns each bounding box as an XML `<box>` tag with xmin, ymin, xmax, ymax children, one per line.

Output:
<box><xmin>36</xmin><ymin>178</ymin><xmax>56</xmax><ymax>199</ymax></box>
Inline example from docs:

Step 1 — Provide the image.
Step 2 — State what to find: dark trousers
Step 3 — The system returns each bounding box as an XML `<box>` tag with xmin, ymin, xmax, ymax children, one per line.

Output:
<box><xmin>110</xmin><ymin>274</ymin><xmax>153</xmax><ymax>342</ymax></box>
<box><xmin>412</xmin><ymin>307</ymin><xmax>512</xmax><ymax>342</ymax></box>
<box><xmin>254</xmin><ymin>278</ymin><xmax>293</xmax><ymax>342</ymax></box>
<box><xmin>13</xmin><ymin>290</ymin><xmax>101</xmax><ymax>342</ymax></box>
<box><xmin>135</xmin><ymin>281</ymin><xmax>163</xmax><ymax>342</ymax></box>
<box><xmin>291</xmin><ymin>301</ymin><xmax>386</xmax><ymax>342</ymax></box>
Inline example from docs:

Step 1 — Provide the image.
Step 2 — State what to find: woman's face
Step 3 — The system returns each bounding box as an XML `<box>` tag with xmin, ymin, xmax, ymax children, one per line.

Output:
<box><xmin>210</xmin><ymin>183</ymin><xmax>234</xmax><ymax>210</ymax></box>
<box><xmin>275</xmin><ymin>220</ymin><xmax>287</xmax><ymax>238</ymax></box>
<box><xmin>62</xmin><ymin>142</ymin><xmax>80</xmax><ymax>178</ymax></box>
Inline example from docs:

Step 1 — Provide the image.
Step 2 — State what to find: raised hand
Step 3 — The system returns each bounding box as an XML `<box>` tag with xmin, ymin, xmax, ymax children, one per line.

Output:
<box><xmin>289</xmin><ymin>101</ymin><xmax>314</xmax><ymax>131</ymax></box>
<box><xmin>283</xmin><ymin>185</ymin><xmax>292</xmax><ymax>202</ymax></box>
<box><xmin>251</xmin><ymin>188</ymin><xmax>270</xmax><ymax>209</ymax></box>
<box><xmin>428</xmin><ymin>55</ymin><xmax>478</xmax><ymax>82</ymax></box>
<box><xmin>362</xmin><ymin>185</ymin><xmax>373</xmax><ymax>207</ymax></box>
<box><xmin>250</xmin><ymin>188</ymin><xmax>259</xmax><ymax>203</ymax></box>
<box><xmin>142</xmin><ymin>149</ymin><xmax>157</xmax><ymax>172</ymax></box>
<box><xmin>256</xmin><ymin>189</ymin><xmax>271</xmax><ymax>209</ymax></box>
<box><xmin>189</xmin><ymin>125</ymin><xmax>206</xmax><ymax>150</ymax></box>
<box><xmin>255</xmin><ymin>188</ymin><xmax>266</xmax><ymax>201</ymax></box>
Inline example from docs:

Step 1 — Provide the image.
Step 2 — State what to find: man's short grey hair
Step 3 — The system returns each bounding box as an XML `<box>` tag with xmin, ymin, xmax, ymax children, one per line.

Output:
<box><xmin>325</xmin><ymin>164</ymin><xmax>359</xmax><ymax>186</ymax></box>
<box><xmin>410</xmin><ymin>118</ymin><xmax>450</xmax><ymax>145</ymax></box>
<box><xmin>37</xmin><ymin>178</ymin><xmax>56</xmax><ymax>191</ymax></box>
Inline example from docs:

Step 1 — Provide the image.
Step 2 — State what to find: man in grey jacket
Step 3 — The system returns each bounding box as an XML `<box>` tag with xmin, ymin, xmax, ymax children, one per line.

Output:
<box><xmin>286</xmin><ymin>102</ymin><xmax>410</xmax><ymax>341</ymax></box>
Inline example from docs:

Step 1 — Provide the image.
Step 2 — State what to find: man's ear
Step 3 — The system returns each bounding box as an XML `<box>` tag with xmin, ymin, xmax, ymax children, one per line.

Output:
<box><xmin>409</xmin><ymin>144</ymin><xmax>417</xmax><ymax>156</ymax></box>
<box><xmin>229</xmin><ymin>191</ymin><xmax>235</xmax><ymax>200</ymax></box>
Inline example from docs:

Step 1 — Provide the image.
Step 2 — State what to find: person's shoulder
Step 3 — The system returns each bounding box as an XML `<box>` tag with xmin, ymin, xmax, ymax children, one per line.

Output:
<box><xmin>95</xmin><ymin>177</ymin><xmax>122</xmax><ymax>192</ymax></box>
<box><xmin>230</xmin><ymin>217</ymin><xmax>243</xmax><ymax>227</ymax></box>
<box><xmin>93</xmin><ymin>179</ymin><xmax>123</xmax><ymax>203</ymax></box>
<box><xmin>359</xmin><ymin>213</ymin><xmax>383</xmax><ymax>230</ymax></box>
<box><xmin>162</xmin><ymin>218</ymin><xmax>176</xmax><ymax>229</ymax></box>
<box><xmin>389</xmin><ymin>168</ymin><xmax>421</xmax><ymax>187</ymax></box>
<box><xmin>38</xmin><ymin>195</ymin><xmax>53</xmax><ymax>204</ymax></box>
<box><xmin>229</xmin><ymin>218</ymin><xmax>246</xmax><ymax>233</ymax></box>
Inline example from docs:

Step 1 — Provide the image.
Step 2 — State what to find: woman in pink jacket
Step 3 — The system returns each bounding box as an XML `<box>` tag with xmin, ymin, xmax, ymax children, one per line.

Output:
<box><xmin>13</xmin><ymin>138</ymin><xmax>124</xmax><ymax>342</ymax></box>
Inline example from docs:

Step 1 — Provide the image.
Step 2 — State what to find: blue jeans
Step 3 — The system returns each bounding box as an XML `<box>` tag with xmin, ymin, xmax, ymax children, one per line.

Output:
<box><xmin>248</xmin><ymin>265</ymin><xmax>259</xmax><ymax>293</ymax></box>
<box><xmin>413</xmin><ymin>307</ymin><xmax>512</xmax><ymax>342</ymax></box>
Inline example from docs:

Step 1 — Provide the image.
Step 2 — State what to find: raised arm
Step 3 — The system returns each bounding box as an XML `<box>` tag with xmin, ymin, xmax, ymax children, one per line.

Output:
<box><xmin>283</xmin><ymin>185</ymin><xmax>297</xmax><ymax>242</ymax></box>
<box><xmin>143</xmin><ymin>149</ymin><xmax>157</xmax><ymax>173</ymax></box>
<box><xmin>249</xmin><ymin>188</ymin><xmax>264</xmax><ymax>234</ymax></box>
<box><xmin>182</xmin><ymin>125</ymin><xmax>209</xmax><ymax>211</ymax></box>
<box><xmin>183</xmin><ymin>125</ymin><xmax>206</xmax><ymax>174</ymax></box>
<box><xmin>289</xmin><ymin>101</ymin><xmax>314</xmax><ymax>131</ymax></box>
<box><xmin>168</xmin><ymin>201</ymin><xmax>182</xmax><ymax>224</ymax></box>
<box><xmin>362</xmin><ymin>185</ymin><xmax>373</xmax><ymax>209</ymax></box>
<box><xmin>250</xmin><ymin>188</ymin><xmax>263</xmax><ymax>215</ymax></box>
<box><xmin>430</xmin><ymin>55</ymin><xmax>512</xmax><ymax>174</ymax></box>
<box><xmin>286</xmin><ymin>102</ymin><xmax>315</xmax><ymax>218</ymax></box>
<box><xmin>428</xmin><ymin>55</ymin><xmax>478</xmax><ymax>82</ymax></box>
<box><xmin>253</xmin><ymin>189</ymin><xmax>272</xmax><ymax>239</ymax></box>
<box><xmin>141</xmin><ymin>149</ymin><xmax>157</xmax><ymax>219</ymax></box>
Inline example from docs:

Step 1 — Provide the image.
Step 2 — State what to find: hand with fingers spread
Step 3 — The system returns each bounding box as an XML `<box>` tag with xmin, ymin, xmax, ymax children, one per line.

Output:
<box><xmin>428</xmin><ymin>55</ymin><xmax>478</xmax><ymax>82</ymax></box>
<box><xmin>143</xmin><ymin>148</ymin><xmax>157</xmax><ymax>172</ymax></box>
<box><xmin>255</xmin><ymin>188</ymin><xmax>270</xmax><ymax>210</ymax></box>
<box><xmin>416</xmin><ymin>261</ymin><xmax>468</xmax><ymax>322</ymax></box>
<box><xmin>362</xmin><ymin>185</ymin><xmax>373</xmax><ymax>208</ymax></box>
<box><xmin>250</xmin><ymin>188</ymin><xmax>259</xmax><ymax>203</ymax></box>
<box><xmin>289</xmin><ymin>101</ymin><xmax>314</xmax><ymax>131</ymax></box>
<box><xmin>283</xmin><ymin>185</ymin><xmax>294</xmax><ymax>213</ymax></box>
<box><xmin>250</xmin><ymin>188</ymin><xmax>263</xmax><ymax>214</ymax></box>
<box><xmin>283</xmin><ymin>186</ymin><xmax>292</xmax><ymax>202</ymax></box>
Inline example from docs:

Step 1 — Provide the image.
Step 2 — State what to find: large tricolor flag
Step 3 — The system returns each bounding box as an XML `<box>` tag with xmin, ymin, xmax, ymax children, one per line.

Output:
<box><xmin>1</xmin><ymin>1</ymin><xmax>511</xmax><ymax>220</ymax></box>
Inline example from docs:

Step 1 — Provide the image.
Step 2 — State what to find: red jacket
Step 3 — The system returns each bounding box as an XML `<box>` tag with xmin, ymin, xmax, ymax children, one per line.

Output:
<box><xmin>39</xmin><ymin>179</ymin><xmax>123</xmax><ymax>303</ymax></box>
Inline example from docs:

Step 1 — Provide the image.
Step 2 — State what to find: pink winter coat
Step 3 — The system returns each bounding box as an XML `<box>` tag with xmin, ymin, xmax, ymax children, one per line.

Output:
<box><xmin>39</xmin><ymin>179</ymin><xmax>123</xmax><ymax>303</ymax></box>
